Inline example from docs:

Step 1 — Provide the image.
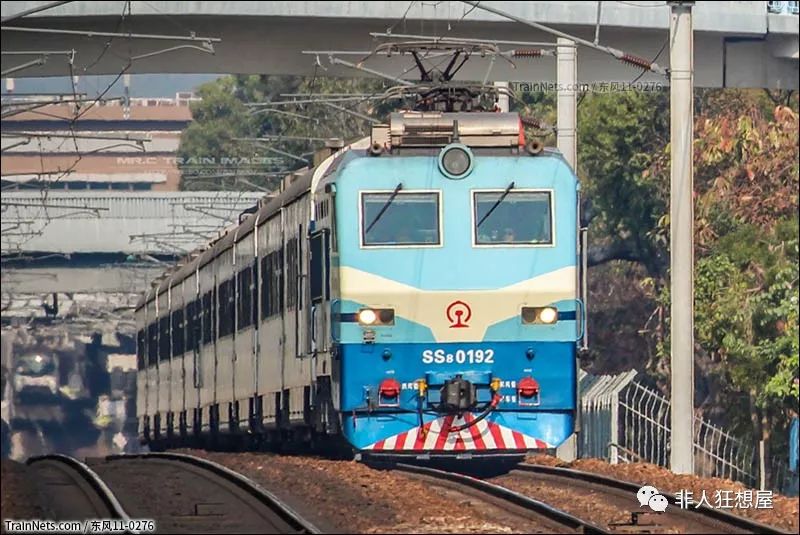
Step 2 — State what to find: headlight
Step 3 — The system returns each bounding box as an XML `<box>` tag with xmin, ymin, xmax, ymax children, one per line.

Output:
<box><xmin>357</xmin><ymin>308</ymin><xmax>395</xmax><ymax>326</ymax></box>
<box><xmin>521</xmin><ymin>306</ymin><xmax>559</xmax><ymax>325</ymax></box>
<box><xmin>539</xmin><ymin>307</ymin><xmax>558</xmax><ymax>324</ymax></box>
<box><xmin>439</xmin><ymin>144</ymin><xmax>473</xmax><ymax>179</ymax></box>
<box><xmin>358</xmin><ymin>309</ymin><xmax>377</xmax><ymax>325</ymax></box>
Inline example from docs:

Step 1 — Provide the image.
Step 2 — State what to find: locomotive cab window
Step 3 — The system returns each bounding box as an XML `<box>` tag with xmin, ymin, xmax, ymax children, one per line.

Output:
<box><xmin>361</xmin><ymin>190</ymin><xmax>441</xmax><ymax>247</ymax></box>
<box><xmin>473</xmin><ymin>190</ymin><xmax>553</xmax><ymax>246</ymax></box>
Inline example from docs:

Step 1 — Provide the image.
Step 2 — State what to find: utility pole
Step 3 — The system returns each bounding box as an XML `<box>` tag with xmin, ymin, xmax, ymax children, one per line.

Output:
<box><xmin>668</xmin><ymin>0</ymin><xmax>695</xmax><ymax>475</ymax></box>
<box><xmin>556</xmin><ymin>38</ymin><xmax>577</xmax><ymax>169</ymax></box>
<box><xmin>494</xmin><ymin>81</ymin><xmax>510</xmax><ymax>112</ymax></box>
<box><xmin>555</xmin><ymin>38</ymin><xmax>578</xmax><ymax>463</ymax></box>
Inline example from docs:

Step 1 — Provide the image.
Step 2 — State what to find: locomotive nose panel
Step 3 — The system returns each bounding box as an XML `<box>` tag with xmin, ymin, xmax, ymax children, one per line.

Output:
<box><xmin>338</xmin><ymin>339</ymin><xmax>576</xmax><ymax>450</ymax></box>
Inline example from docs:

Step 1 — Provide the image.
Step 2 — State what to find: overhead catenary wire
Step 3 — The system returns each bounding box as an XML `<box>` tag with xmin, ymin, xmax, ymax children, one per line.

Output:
<box><xmin>327</xmin><ymin>56</ymin><xmax>416</xmax><ymax>86</ymax></box>
<box><xmin>0</xmin><ymin>25</ymin><xmax>221</xmax><ymax>44</ymax></box>
<box><xmin>319</xmin><ymin>101</ymin><xmax>379</xmax><ymax>124</ymax></box>
<box><xmin>460</xmin><ymin>1</ymin><xmax>668</xmax><ymax>76</ymax></box>
<box><xmin>630</xmin><ymin>37</ymin><xmax>669</xmax><ymax>84</ymax></box>
<box><xmin>385</xmin><ymin>1</ymin><xmax>418</xmax><ymax>35</ymax></box>
<box><xmin>369</xmin><ymin>32</ymin><xmax>562</xmax><ymax>48</ymax></box>
<box><xmin>81</xmin><ymin>0</ymin><xmax>131</xmax><ymax>73</ymax></box>
<box><xmin>1</xmin><ymin>58</ymin><xmax>48</xmax><ymax>77</ymax></box>
<box><xmin>448</xmin><ymin>1</ymin><xmax>481</xmax><ymax>33</ymax></box>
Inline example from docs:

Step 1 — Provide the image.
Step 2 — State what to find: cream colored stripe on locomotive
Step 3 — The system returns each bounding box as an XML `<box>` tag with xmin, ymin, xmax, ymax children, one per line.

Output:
<box><xmin>523</xmin><ymin>434</ymin><xmax>540</xmax><ymax>448</ymax></box>
<box><xmin>443</xmin><ymin>420</ymin><xmax>460</xmax><ymax>451</ymax></box>
<box><xmin>423</xmin><ymin>418</ymin><xmax>443</xmax><ymax>449</ymax></box>
<box><xmin>403</xmin><ymin>426</ymin><xmax>419</xmax><ymax>450</ymax></box>
<box><xmin>477</xmin><ymin>418</ymin><xmax>497</xmax><ymax>449</ymax></box>
<box><xmin>500</xmin><ymin>425</ymin><xmax>516</xmax><ymax>448</ymax></box>
<box><xmin>383</xmin><ymin>433</ymin><xmax>398</xmax><ymax>450</ymax></box>
<box><xmin>459</xmin><ymin>421</ymin><xmax>476</xmax><ymax>450</ymax></box>
<box><xmin>339</xmin><ymin>266</ymin><xmax>576</xmax><ymax>342</ymax></box>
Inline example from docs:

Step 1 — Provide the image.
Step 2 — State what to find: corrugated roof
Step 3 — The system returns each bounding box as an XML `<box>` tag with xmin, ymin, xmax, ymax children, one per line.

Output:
<box><xmin>1</xmin><ymin>191</ymin><xmax>266</xmax><ymax>255</ymax></box>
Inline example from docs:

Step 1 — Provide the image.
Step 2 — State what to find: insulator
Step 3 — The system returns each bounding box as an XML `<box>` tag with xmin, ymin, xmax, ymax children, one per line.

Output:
<box><xmin>513</xmin><ymin>48</ymin><xmax>544</xmax><ymax>58</ymax></box>
<box><xmin>520</xmin><ymin>116</ymin><xmax>542</xmax><ymax>129</ymax></box>
<box><xmin>620</xmin><ymin>53</ymin><xmax>653</xmax><ymax>71</ymax></box>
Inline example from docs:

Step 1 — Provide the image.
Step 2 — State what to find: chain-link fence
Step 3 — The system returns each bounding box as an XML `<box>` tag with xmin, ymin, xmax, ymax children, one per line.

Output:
<box><xmin>579</xmin><ymin>369</ymin><xmax>798</xmax><ymax>495</ymax></box>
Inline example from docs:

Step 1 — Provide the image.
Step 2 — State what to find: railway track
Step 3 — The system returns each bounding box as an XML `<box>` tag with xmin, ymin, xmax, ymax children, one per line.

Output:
<box><xmin>26</xmin><ymin>454</ymin><xmax>130</xmax><ymax>522</ymax></box>
<box><xmin>503</xmin><ymin>463</ymin><xmax>791</xmax><ymax>535</ymax></box>
<box><xmin>86</xmin><ymin>452</ymin><xmax>321</xmax><ymax>534</ymax></box>
<box><xmin>382</xmin><ymin>462</ymin><xmax>610</xmax><ymax>534</ymax></box>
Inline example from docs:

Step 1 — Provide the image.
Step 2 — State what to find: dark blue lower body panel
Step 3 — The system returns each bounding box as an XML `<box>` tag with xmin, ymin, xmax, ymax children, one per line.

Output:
<box><xmin>337</xmin><ymin>341</ymin><xmax>576</xmax><ymax>453</ymax></box>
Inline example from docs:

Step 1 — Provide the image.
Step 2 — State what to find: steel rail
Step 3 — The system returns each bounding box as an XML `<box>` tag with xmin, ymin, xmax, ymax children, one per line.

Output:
<box><xmin>390</xmin><ymin>462</ymin><xmax>609</xmax><ymax>534</ymax></box>
<box><xmin>105</xmin><ymin>452</ymin><xmax>321</xmax><ymax>534</ymax></box>
<box><xmin>516</xmin><ymin>463</ymin><xmax>791</xmax><ymax>535</ymax></box>
<box><xmin>26</xmin><ymin>454</ymin><xmax>131</xmax><ymax>520</ymax></box>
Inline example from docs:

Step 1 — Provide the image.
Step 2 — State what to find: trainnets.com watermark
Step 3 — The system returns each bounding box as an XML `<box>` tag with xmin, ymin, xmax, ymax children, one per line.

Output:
<box><xmin>3</xmin><ymin>519</ymin><xmax>155</xmax><ymax>534</ymax></box>
<box><xmin>511</xmin><ymin>81</ymin><xmax>665</xmax><ymax>93</ymax></box>
<box><xmin>637</xmin><ymin>485</ymin><xmax>774</xmax><ymax>512</ymax></box>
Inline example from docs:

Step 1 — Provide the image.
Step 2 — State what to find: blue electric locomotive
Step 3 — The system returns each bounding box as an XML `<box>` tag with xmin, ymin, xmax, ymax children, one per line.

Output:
<box><xmin>330</xmin><ymin>112</ymin><xmax>585</xmax><ymax>456</ymax></box>
<box><xmin>136</xmin><ymin>109</ymin><xmax>587</xmax><ymax>459</ymax></box>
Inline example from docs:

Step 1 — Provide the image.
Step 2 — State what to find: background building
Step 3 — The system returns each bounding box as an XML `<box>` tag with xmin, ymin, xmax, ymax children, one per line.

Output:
<box><xmin>1</xmin><ymin>93</ymin><xmax>196</xmax><ymax>192</ymax></box>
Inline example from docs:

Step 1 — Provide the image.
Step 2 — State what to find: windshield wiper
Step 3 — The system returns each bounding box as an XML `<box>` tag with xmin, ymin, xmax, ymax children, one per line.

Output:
<box><xmin>366</xmin><ymin>182</ymin><xmax>403</xmax><ymax>234</ymax></box>
<box><xmin>477</xmin><ymin>181</ymin><xmax>515</xmax><ymax>228</ymax></box>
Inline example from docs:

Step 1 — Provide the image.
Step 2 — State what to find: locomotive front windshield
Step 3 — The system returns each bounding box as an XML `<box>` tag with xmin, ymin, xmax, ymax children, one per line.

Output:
<box><xmin>362</xmin><ymin>191</ymin><xmax>440</xmax><ymax>246</ymax></box>
<box><xmin>474</xmin><ymin>190</ymin><xmax>553</xmax><ymax>245</ymax></box>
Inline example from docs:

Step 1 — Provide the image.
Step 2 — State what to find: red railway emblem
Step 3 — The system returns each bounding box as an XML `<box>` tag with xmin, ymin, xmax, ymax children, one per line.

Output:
<box><xmin>446</xmin><ymin>300</ymin><xmax>472</xmax><ymax>328</ymax></box>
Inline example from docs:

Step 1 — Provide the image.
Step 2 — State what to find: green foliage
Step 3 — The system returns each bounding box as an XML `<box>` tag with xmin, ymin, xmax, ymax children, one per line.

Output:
<box><xmin>178</xmin><ymin>77</ymin><xmax>265</xmax><ymax>191</ymax></box>
<box><xmin>577</xmin><ymin>91</ymin><xmax>670</xmax><ymax>276</ymax></box>
<box><xmin>511</xmin><ymin>90</ymin><xmax>556</xmax><ymax>145</ymax></box>
<box><xmin>178</xmin><ymin>74</ymin><xmax>396</xmax><ymax>191</ymax></box>
<box><xmin>585</xmin><ymin>89</ymin><xmax>799</xmax><ymax>449</ymax></box>
<box><xmin>690</xmin><ymin>100</ymin><xmax>799</xmax><ymax>416</ymax></box>
<box><xmin>694</xmin><ymin>219</ymin><xmax>799</xmax><ymax>408</ymax></box>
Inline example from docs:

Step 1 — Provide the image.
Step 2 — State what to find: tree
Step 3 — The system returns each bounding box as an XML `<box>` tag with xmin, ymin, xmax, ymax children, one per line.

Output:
<box><xmin>577</xmin><ymin>90</ymin><xmax>670</xmax><ymax>277</ymax></box>
<box><xmin>567</xmin><ymin>87</ymin><xmax>798</xmax><ymax>470</ymax></box>
<box><xmin>652</xmin><ymin>98</ymin><xmax>799</xmax><ymax>477</ymax></box>
<box><xmin>178</xmin><ymin>75</ymin><xmax>397</xmax><ymax>191</ymax></box>
<box><xmin>178</xmin><ymin>77</ymin><xmax>266</xmax><ymax>191</ymax></box>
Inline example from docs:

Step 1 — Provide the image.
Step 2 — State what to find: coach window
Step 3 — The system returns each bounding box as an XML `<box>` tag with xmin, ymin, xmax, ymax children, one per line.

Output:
<box><xmin>202</xmin><ymin>291</ymin><xmax>213</xmax><ymax>344</ymax></box>
<box><xmin>227</xmin><ymin>278</ymin><xmax>236</xmax><ymax>334</ymax></box>
<box><xmin>260</xmin><ymin>255</ymin><xmax>269</xmax><ymax>319</ymax></box>
<box><xmin>136</xmin><ymin>329</ymin><xmax>145</xmax><ymax>370</ymax></box>
<box><xmin>147</xmin><ymin>322</ymin><xmax>158</xmax><ymax>366</ymax></box>
<box><xmin>286</xmin><ymin>239</ymin><xmax>298</xmax><ymax>308</ymax></box>
<box><xmin>159</xmin><ymin>316</ymin><xmax>170</xmax><ymax>361</ymax></box>
<box><xmin>218</xmin><ymin>279</ymin><xmax>235</xmax><ymax>337</ymax></box>
<box><xmin>216</xmin><ymin>283</ymin><xmax>226</xmax><ymax>337</ymax></box>
<box><xmin>260</xmin><ymin>249</ymin><xmax>284</xmax><ymax>317</ymax></box>
<box><xmin>217</xmin><ymin>281</ymin><xmax>227</xmax><ymax>337</ymax></box>
<box><xmin>297</xmin><ymin>226</ymin><xmax>303</xmax><ymax>311</ymax></box>
<box><xmin>185</xmin><ymin>301</ymin><xmax>194</xmax><ymax>353</ymax></box>
<box><xmin>238</xmin><ymin>266</ymin><xmax>253</xmax><ymax>330</ymax></box>
<box><xmin>473</xmin><ymin>190</ymin><xmax>553</xmax><ymax>246</ymax></box>
<box><xmin>251</xmin><ymin>260</ymin><xmax>259</xmax><ymax>325</ymax></box>
<box><xmin>172</xmin><ymin>308</ymin><xmax>184</xmax><ymax>356</ymax></box>
<box><xmin>272</xmin><ymin>249</ymin><xmax>284</xmax><ymax>315</ymax></box>
<box><xmin>310</xmin><ymin>230</ymin><xmax>329</xmax><ymax>303</ymax></box>
<box><xmin>361</xmin><ymin>191</ymin><xmax>440</xmax><ymax>247</ymax></box>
